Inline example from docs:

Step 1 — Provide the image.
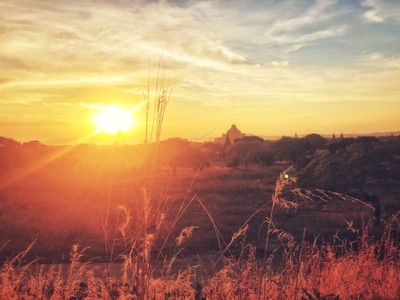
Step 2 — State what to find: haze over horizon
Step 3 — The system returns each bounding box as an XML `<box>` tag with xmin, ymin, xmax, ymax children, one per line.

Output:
<box><xmin>1</xmin><ymin>0</ymin><xmax>399</xmax><ymax>145</ymax></box>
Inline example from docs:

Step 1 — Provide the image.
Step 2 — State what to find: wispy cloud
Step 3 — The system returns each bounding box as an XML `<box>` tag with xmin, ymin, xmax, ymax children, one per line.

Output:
<box><xmin>266</xmin><ymin>25</ymin><xmax>347</xmax><ymax>47</ymax></box>
<box><xmin>360</xmin><ymin>52</ymin><xmax>400</xmax><ymax>72</ymax></box>
<box><xmin>271</xmin><ymin>61</ymin><xmax>289</xmax><ymax>67</ymax></box>
<box><xmin>266</xmin><ymin>0</ymin><xmax>338</xmax><ymax>34</ymax></box>
<box><xmin>262</xmin><ymin>0</ymin><xmax>347</xmax><ymax>54</ymax></box>
<box><xmin>0</xmin><ymin>0</ymin><xmax>248</xmax><ymax>85</ymax></box>
<box><xmin>362</xmin><ymin>0</ymin><xmax>400</xmax><ymax>23</ymax></box>
<box><xmin>0</xmin><ymin>0</ymin><xmax>399</xmax><ymax>142</ymax></box>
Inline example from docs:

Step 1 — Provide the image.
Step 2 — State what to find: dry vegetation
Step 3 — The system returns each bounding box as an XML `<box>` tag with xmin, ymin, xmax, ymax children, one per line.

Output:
<box><xmin>1</xmin><ymin>162</ymin><xmax>399</xmax><ymax>299</ymax></box>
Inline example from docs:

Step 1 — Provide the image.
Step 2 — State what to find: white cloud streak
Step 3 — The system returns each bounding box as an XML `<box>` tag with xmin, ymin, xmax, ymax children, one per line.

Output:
<box><xmin>262</xmin><ymin>0</ymin><xmax>348</xmax><ymax>55</ymax></box>
<box><xmin>362</xmin><ymin>0</ymin><xmax>400</xmax><ymax>23</ymax></box>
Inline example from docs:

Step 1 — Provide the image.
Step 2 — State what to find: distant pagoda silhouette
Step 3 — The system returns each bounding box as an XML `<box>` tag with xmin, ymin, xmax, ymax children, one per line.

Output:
<box><xmin>215</xmin><ymin>124</ymin><xmax>244</xmax><ymax>144</ymax></box>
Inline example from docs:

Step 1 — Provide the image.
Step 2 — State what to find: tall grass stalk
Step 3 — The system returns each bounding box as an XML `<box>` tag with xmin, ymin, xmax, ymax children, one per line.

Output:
<box><xmin>125</xmin><ymin>60</ymin><xmax>171</xmax><ymax>299</ymax></box>
<box><xmin>93</xmin><ymin>60</ymin><xmax>174</xmax><ymax>299</ymax></box>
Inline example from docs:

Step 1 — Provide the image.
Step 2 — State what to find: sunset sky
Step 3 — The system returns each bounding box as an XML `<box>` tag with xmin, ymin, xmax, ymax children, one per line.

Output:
<box><xmin>1</xmin><ymin>0</ymin><xmax>399</xmax><ymax>144</ymax></box>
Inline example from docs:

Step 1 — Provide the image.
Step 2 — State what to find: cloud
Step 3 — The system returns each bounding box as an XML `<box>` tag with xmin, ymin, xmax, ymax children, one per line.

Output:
<box><xmin>266</xmin><ymin>0</ymin><xmax>338</xmax><ymax>35</ymax></box>
<box><xmin>362</xmin><ymin>0</ymin><xmax>400</xmax><ymax>23</ymax></box>
<box><xmin>1</xmin><ymin>0</ymin><xmax>399</xmax><ymax>142</ymax></box>
<box><xmin>271</xmin><ymin>61</ymin><xmax>289</xmax><ymax>67</ymax></box>
<box><xmin>0</xmin><ymin>0</ymin><xmax>250</xmax><ymax>88</ymax></box>
<box><xmin>263</xmin><ymin>0</ymin><xmax>348</xmax><ymax>54</ymax></box>
<box><xmin>267</xmin><ymin>25</ymin><xmax>347</xmax><ymax>46</ymax></box>
<box><xmin>360</xmin><ymin>52</ymin><xmax>400</xmax><ymax>70</ymax></box>
<box><xmin>0</xmin><ymin>57</ymin><xmax>29</xmax><ymax>70</ymax></box>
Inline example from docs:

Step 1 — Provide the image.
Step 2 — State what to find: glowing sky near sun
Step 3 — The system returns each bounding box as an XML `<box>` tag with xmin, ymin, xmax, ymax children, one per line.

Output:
<box><xmin>0</xmin><ymin>0</ymin><xmax>399</xmax><ymax>144</ymax></box>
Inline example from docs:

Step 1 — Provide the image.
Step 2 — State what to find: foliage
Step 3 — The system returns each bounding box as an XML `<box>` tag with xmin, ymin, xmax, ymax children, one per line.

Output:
<box><xmin>272</xmin><ymin>136</ymin><xmax>315</xmax><ymax>164</ymax></box>
<box><xmin>299</xmin><ymin>135</ymin><xmax>400</xmax><ymax>192</ymax></box>
<box><xmin>226</xmin><ymin>135</ymin><xmax>266</xmax><ymax>169</ymax></box>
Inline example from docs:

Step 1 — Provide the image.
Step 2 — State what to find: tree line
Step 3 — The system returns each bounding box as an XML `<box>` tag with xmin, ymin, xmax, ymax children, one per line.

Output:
<box><xmin>1</xmin><ymin>133</ymin><xmax>400</xmax><ymax>193</ymax></box>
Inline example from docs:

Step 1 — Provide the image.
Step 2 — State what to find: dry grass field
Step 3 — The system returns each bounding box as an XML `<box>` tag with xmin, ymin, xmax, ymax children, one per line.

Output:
<box><xmin>0</xmin><ymin>138</ymin><xmax>399</xmax><ymax>299</ymax></box>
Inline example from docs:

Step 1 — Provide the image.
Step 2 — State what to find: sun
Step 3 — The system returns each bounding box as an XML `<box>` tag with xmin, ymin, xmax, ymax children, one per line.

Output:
<box><xmin>92</xmin><ymin>104</ymin><xmax>136</xmax><ymax>134</ymax></box>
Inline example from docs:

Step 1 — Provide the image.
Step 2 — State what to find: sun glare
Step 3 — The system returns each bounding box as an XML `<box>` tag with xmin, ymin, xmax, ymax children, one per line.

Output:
<box><xmin>93</xmin><ymin>104</ymin><xmax>136</xmax><ymax>134</ymax></box>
